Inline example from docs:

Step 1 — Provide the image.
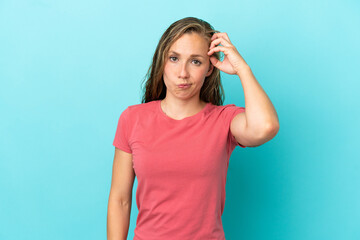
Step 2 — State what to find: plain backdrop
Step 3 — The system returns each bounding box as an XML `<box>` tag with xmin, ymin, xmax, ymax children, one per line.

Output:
<box><xmin>0</xmin><ymin>0</ymin><xmax>359</xmax><ymax>239</ymax></box>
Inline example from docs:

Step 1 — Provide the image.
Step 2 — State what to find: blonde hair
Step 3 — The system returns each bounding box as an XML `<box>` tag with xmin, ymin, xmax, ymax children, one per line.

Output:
<box><xmin>141</xmin><ymin>17</ymin><xmax>225</xmax><ymax>106</ymax></box>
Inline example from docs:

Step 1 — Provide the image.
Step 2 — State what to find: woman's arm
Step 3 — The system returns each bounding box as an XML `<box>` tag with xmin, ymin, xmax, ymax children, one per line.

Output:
<box><xmin>208</xmin><ymin>32</ymin><xmax>280</xmax><ymax>146</ymax></box>
<box><xmin>107</xmin><ymin>148</ymin><xmax>135</xmax><ymax>240</ymax></box>
<box><xmin>231</xmin><ymin>64</ymin><xmax>280</xmax><ymax>147</ymax></box>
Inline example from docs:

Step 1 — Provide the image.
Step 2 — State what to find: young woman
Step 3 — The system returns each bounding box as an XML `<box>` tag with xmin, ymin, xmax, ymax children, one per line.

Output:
<box><xmin>107</xmin><ymin>17</ymin><xmax>279</xmax><ymax>240</ymax></box>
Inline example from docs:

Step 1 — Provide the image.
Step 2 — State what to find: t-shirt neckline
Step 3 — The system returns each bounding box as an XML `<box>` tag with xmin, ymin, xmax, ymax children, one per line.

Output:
<box><xmin>157</xmin><ymin>100</ymin><xmax>211</xmax><ymax>122</ymax></box>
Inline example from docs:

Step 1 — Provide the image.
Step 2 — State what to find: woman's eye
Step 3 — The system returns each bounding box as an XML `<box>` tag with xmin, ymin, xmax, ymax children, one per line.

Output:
<box><xmin>193</xmin><ymin>59</ymin><xmax>202</xmax><ymax>65</ymax></box>
<box><xmin>169</xmin><ymin>57</ymin><xmax>201</xmax><ymax>65</ymax></box>
<box><xmin>169</xmin><ymin>56</ymin><xmax>178</xmax><ymax>62</ymax></box>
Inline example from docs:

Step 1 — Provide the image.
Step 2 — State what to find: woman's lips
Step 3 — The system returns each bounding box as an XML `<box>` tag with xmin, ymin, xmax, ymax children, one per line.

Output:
<box><xmin>178</xmin><ymin>84</ymin><xmax>191</xmax><ymax>89</ymax></box>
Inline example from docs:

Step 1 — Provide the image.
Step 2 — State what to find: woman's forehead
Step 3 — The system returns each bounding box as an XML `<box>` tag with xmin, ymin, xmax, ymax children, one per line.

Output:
<box><xmin>168</xmin><ymin>33</ymin><xmax>210</xmax><ymax>53</ymax></box>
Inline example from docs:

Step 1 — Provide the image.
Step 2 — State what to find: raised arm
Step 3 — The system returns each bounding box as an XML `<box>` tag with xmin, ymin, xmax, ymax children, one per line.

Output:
<box><xmin>230</xmin><ymin>65</ymin><xmax>279</xmax><ymax>147</ymax></box>
<box><xmin>208</xmin><ymin>32</ymin><xmax>280</xmax><ymax>147</ymax></box>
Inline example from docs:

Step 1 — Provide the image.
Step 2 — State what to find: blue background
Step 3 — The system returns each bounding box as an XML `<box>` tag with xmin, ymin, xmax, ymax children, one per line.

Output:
<box><xmin>1</xmin><ymin>0</ymin><xmax>359</xmax><ymax>239</ymax></box>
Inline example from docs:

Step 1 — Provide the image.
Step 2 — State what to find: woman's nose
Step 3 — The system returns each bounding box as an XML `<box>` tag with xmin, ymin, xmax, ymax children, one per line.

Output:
<box><xmin>178</xmin><ymin>62</ymin><xmax>190</xmax><ymax>79</ymax></box>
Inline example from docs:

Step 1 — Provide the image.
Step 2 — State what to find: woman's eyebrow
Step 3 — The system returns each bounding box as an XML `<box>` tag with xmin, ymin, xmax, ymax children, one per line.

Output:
<box><xmin>169</xmin><ymin>51</ymin><xmax>206</xmax><ymax>58</ymax></box>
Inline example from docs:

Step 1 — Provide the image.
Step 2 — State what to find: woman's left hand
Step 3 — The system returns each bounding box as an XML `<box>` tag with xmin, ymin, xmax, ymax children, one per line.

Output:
<box><xmin>208</xmin><ymin>32</ymin><xmax>249</xmax><ymax>75</ymax></box>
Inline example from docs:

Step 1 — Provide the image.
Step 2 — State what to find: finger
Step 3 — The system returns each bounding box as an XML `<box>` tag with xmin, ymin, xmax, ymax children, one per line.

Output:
<box><xmin>209</xmin><ymin>37</ymin><xmax>231</xmax><ymax>50</ymax></box>
<box><xmin>211</xmin><ymin>32</ymin><xmax>231</xmax><ymax>43</ymax></box>
<box><xmin>208</xmin><ymin>45</ymin><xmax>227</xmax><ymax>55</ymax></box>
<box><xmin>222</xmin><ymin>32</ymin><xmax>231</xmax><ymax>43</ymax></box>
<box><xmin>210</xmin><ymin>56</ymin><xmax>221</xmax><ymax>68</ymax></box>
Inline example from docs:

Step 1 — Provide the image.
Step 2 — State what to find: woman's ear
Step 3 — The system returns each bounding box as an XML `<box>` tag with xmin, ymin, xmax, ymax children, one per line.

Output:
<box><xmin>205</xmin><ymin>63</ymin><xmax>214</xmax><ymax>77</ymax></box>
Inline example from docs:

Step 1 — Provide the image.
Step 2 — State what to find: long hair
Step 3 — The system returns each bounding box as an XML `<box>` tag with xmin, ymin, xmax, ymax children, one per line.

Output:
<box><xmin>141</xmin><ymin>17</ymin><xmax>225</xmax><ymax>106</ymax></box>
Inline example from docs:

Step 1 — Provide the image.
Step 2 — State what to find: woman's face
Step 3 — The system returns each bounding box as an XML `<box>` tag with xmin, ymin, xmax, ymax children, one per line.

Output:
<box><xmin>163</xmin><ymin>32</ymin><xmax>214</xmax><ymax>102</ymax></box>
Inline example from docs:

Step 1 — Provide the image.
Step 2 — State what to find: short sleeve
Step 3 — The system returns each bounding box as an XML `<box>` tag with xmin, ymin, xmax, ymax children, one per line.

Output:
<box><xmin>113</xmin><ymin>107</ymin><xmax>132</xmax><ymax>153</ymax></box>
<box><xmin>221</xmin><ymin>104</ymin><xmax>247</xmax><ymax>149</ymax></box>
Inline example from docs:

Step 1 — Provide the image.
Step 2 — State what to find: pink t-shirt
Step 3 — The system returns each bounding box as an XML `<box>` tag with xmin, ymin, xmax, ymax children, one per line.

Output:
<box><xmin>113</xmin><ymin>100</ymin><xmax>246</xmax><ymax>240</ymax></box>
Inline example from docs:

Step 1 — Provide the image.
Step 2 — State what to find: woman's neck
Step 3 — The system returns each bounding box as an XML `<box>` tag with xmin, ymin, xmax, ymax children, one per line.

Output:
<box><xmin>160</xmin><ymin>98</ymin><xmax>207</xmax><ymax>120</ymax></box>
